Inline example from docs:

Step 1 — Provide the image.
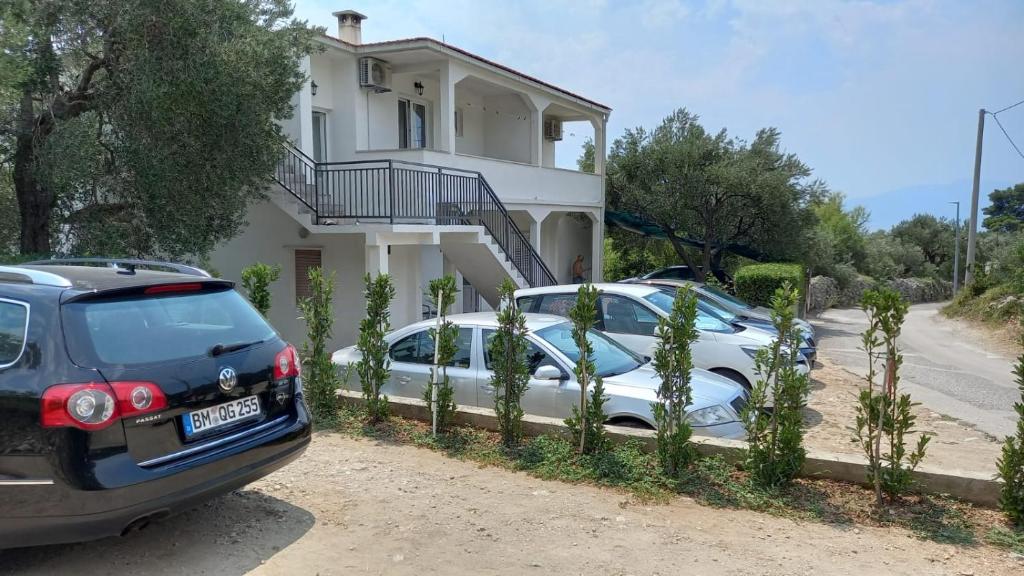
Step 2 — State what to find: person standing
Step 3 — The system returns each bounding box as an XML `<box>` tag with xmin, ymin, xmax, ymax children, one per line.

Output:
<box><xmin>572</xmin><ymin>254</ymin><xmax>587</xmax><ymax>284</ymax></box>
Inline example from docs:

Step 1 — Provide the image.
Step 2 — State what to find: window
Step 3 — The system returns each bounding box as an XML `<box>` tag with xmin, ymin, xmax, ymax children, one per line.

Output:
<box><xmin>482</xmin><ymin>329</ymin><xmax>555</xmax><ymax>375</ymax></box>
<box><xmin>294</xmin><ymin>249</ymin><xmax>322</xmax><ymax>304</ymax></box>
<box><xmin>312</xmin><ymin>111</ymin><xmax>327</xmax><ymax>162</ymax></box>
<box><xmin>514</xmin><ymin>295</ymin><xmax>536</xmax><ymax>313</ymax></box>
<box><xmin>648</xmin><ymin>267</ymin><xmax>694</xmax><ymax>281</ymax></box>
<box><xmin>536</xmin><ymin>294</ymin><xmax>577</xmax><ymax>318</ymax></box>
<box><xmin>535</xmin><ymin>323</ymin><xmax>642</xmax><ymax>378</ymax></box>
<box><xmin>62</xmin><ymin>288</ymin><xmax>276</xmax><ymax>367</ymax></box>
<box><xmin>398</xmin><ymin>99</ymin><xmax>427</xmax><ymax>149</ymax></box>
<box><xmin>390</xmin><ymin>328</ymin><xmax>473</xmax><ymax>368</ymax></box>
<box><xmin>599</xmin><ymin>295</ymin><xmax>659</xmax><ymax>336</ymax></box>
<box><xmin>642</xmin><ymin>290</ymin><xmax>733</xmax><ymax>333</ymax></box>
<box><xmin>0</xmin><ymin>299</ymin><xmax>28</xmax><ymax>367</ymax></box>
<box><xmin>454</xmin><ymin>108</ymin><xmax>464</xmax><ymax>138</ymax></box>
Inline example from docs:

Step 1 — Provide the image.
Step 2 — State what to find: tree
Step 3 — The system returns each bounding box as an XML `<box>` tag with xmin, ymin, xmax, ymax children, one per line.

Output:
<box><xmin>651</xmin><ymin>287</ymin><xmax>699</xmax><ymax>477</ymax></box>
<box><xmin>607</xmin><ymin>108</ymin><xmax>815</xmax><ymax>281</ymax></box>
<box><xmin>577</xmin><ymin>136</ymin><xmax>595</xmax><ymax>174</ymax></box>
<box><xmin>240</xmin><ymin>262</ymin><xmax>281</xmax><ymax>317</ymax></box>
<box><xmin>298</xmin><ymin>267</ymin><xmax>338</xmax><ymax>426</ymax></box>
<box><xmin>564</xmin><ymin>283</ymin><xmax>609</xmax><ymax>454</ymax></box>
<box><xmin>854</xmin><ymin>288</ymin><xmax>930</xmax><ymax>505</ymax></box>
<box><xmin>490</xmin><ymin>278</ymin><xmax>531</xmax><ymax>449</ymax></box>
<box><xmin>997</xmin><ymin>337</ymin><xmax>1024</xmax><ymax>525</ymax></box>
<box><xmin>743</xmin><ymin>283</ymin><xmax>810</xmax><ymax>487</ymax></box>
<box><xmin>890</xmin><ymin>214</ymin><xmax>955</xmax><ymax>268</ymax></box>
<box><xmin>0</xmin><ymin>0</ymin><xmax>318</xmax><ymax>256</ymax></box>
<box><xmin>358</xmin><ymin>273</ymin><xmax>395</xmax><ymax>424</ymax></box>
<box><xmin>983</xmin><ymin>183</ymin><xmax>1024</xmax><ymax>233</ymax></box>
<box><xmin>422</xmin><ymin>275</ymin><xmax>458</xmax><ymax>435</ymax></box>
<box><xmin>808</xmin><ymin>191</ymin><xmax>869</xmax><ymax>276</ymax></box>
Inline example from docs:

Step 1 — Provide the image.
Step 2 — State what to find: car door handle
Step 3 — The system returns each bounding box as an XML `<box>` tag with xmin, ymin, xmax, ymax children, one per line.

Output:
<box><xmin>398</xmin><ymin>376</ymin><xmax>411</xmax><ymax>384</ymax></box>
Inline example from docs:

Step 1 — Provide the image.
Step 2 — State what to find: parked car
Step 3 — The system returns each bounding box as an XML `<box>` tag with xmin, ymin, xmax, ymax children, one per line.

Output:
<box><xmin>636</xmin><ymin>265</ymin><xmax>734</xmax><ymax>286</ymax></box>
<box><xmin>514</xmin><ymin>283</ymin><xmax>808</xmax><ymax>390</ymax></box>
<box><xmin>626</xmin><ymin>279</ymin><xmax>817</xmax><ymax>364</ymax></box>
<box><xmin>332</xmin><ymin>312</ymin><xmax>749</xmax><ymax>439</ymax></box>
<box><xmin>0</xmin><ymin>259</ymin><xmax>311</xmax><ymax>549</ymax></box>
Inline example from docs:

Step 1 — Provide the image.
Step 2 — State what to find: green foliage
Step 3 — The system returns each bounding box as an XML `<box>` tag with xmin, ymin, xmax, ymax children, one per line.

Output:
<box><xmin>743</xmin><ymin>283</ymin><xmax>810</xmax><ymax>487</ymax></box>
<box><xmin>606</xmin><ymin>108</ymin><xmax>815</xmax><ymax>282</ymax></box>
<box><xmin>0</xmin><ymin>0</ymin><xmax>320</xmax><ymax>256</ymax></box>
<box><xmin>297</xmin><ymin>267</ymin><xmax>338</xmax><ymax>427</ymax></box>
<box><xmin>651</xmin><ymin>287</ymin><xmax>699</xmax><ymax>477</ymax></box>
<box><xmin>602</xmin><ymin>231</ymin><xmax>677</xmax><ymax>281</ymax></box>
<box><xmin>564</xmin><ymin>284</ymin><xmax>609</xmax><ymax>454</ymax></box>
<box><xmin>855</xmin><ymin>288</ymin><xmax>930</xmax><ymax>505</ymax></box>
<box><xmin>734</xmin><ymin>263</ymin><xmax>805</xmax><ymax>307</ymax></box>
<box><xmin>983</xmin><ymin>183</ymin><xmax>1024</xmax><ymax>233</ymax></box>
<box><xmin>422</xmin><ymin>275</ymin><xmax>459</xmax><ymax>434</ymax></box>
<box><xmin>0</xmin><ymin>169</ymin><xmax>17</xmax><ymax>257</ymax></box>
<box><xmin>577</xmin><ymin>137</ymin><xmax>595</xmax><ymax>174</ymax></box>
<box><xmin>490</xmin><ymin>278</ymin><xmax>531</xmax><ymax>449</ymax></box>
<box><xmin>240</xmin><ymin>262</ymin><xmax>281</xmax><ymax>317</ymax></box>
<box><xmin>358</xmin><ymin>273</ymin><xmax>395</xmax><ymax>424</ymax></box>
<box><xmin>807</xmin><ymin>191</ymin><xmax>869</xmax><ymax>277</ymax></box>
<box><xmin>997</xmin><ymin>337</ymin><xmax>1024</xmax><ymax>525</ymax></box>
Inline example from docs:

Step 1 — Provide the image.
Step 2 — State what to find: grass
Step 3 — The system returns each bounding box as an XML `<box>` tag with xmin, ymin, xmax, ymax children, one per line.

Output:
<box><xmin>330</xmin><ymin>402</ymin><xmax>1015</xmax><ymax>551</ymax></box>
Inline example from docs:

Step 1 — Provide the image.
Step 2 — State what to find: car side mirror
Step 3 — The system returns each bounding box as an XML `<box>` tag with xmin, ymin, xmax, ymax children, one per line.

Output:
<box><xmin>533</xmin><ymin>365</ymin><xmax>564</xmax><ymax>381</ymax></box>
<box><xmin>642</xmin><ymin>355</ymin><xmax>652</xmax><ymax>364</ymax></box>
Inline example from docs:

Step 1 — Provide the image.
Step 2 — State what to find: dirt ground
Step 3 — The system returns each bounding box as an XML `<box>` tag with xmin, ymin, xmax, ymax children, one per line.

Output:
<box><xmin>4</xmin><ymin>433</ymin><xmax>1022</xmax><ymax>576</ymax></box>
<box><xmin>804</xmin><ymin>355</ymin><xmax>1004</xmax><ymax>474</ymax></box>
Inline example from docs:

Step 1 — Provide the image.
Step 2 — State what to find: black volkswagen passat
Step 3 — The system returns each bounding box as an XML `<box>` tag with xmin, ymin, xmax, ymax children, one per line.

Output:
<box><xmin>0</xmin><ymin>260</ymin><xmax>311</xmax><ymax>548</ymax></box>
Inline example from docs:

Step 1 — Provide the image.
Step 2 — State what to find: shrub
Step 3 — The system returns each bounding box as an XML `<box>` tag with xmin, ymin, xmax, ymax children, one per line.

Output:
<box><xmin>297</xmin><ymin>267</ymin><xmax>338</xmax><ymax>426</ymax></box>
<box><xmin>422</xmin><ymin>275</ymin><xmax>458</xmax><ymax>434</ymax></box>
<box><xmin>564</xmin><ymin>283</ymin><xmax>609</xmax><ymax>454</ymax></box>
<box><xmin>490</xmin><ymin>278</ymin><xmax>531</xmax><ymax>449</ymax></box>
<box><xmin>240</xmin><ymin>262</ymin><xmax>281</xmax><ymax>317</ymax></box>
<box><xmin>651</xmin><ymin>286</ymin><xmax>699</xmax><ymax>477</ymax></box>
<box><xmin>735</xmin><ymin>263</ymin><xmax>805</xmax><ymax>307</ymax></box>
<box><xmin>997</xmin><ymin>337</ymin><xmax>1024</xmax><ymax>525</ymax></box>
<box><xmin>854</xmin><ymin>288</ymin><xmax>930</xmax><ymax>505</ymax></box>
<box><xmin>358</xmin><ymin>273</ymin><xmax>395</xmax><ymax>424</ymax></box>
<box><xmin>743</xmin><ymin>282</ymin><xmax>810</xmax><ymax>487</ymax></box>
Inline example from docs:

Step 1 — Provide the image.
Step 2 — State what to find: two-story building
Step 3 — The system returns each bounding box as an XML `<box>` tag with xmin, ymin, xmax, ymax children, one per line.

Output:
<box><xmin>210</xmin><ymin>10</ymin><xmax>611</xmax><ymax>349</ymax></box>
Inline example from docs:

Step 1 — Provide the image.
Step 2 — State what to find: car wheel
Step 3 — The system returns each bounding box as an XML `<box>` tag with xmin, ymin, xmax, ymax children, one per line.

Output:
<box><xmin>710</xmin><ymin>368</ymin><xmax>750</xmax><ymax>391</ymax></box>
<box><xmin>606</xmin><ymin>417</ymin><xmax>654</xmax><ymax>430</ymax></box>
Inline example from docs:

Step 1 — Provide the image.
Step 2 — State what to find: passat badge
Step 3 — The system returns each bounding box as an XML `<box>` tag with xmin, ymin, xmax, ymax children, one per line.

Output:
<box><xmin>218</xmin><ymin>367</ymin><xmax>238</xmax><ymax>392</ymax></box>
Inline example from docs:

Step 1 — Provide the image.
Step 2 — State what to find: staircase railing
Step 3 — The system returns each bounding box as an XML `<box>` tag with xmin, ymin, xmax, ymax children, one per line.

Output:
<box><xmin>273</xmin><ymin>143</ymin><xmax>557</xmax><ymax>287</ymax></box>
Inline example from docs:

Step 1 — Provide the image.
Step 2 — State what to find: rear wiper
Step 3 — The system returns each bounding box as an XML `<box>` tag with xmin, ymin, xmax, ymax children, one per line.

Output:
<box><xmin>209</xmin><ymin>339</ymin><xmax>264</xmax><ymax>357</ymax></box>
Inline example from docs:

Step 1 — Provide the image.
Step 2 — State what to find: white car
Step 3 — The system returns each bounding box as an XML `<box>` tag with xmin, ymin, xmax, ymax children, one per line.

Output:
<box><xmin>332</xmin><ymin>313</ymin><xmax>749</xmax><ymax>439</ymax></box>
<box><xmin>515</xmin><ymin>283</ymin><xmax>809</xmax><ymax>391</ymax></box>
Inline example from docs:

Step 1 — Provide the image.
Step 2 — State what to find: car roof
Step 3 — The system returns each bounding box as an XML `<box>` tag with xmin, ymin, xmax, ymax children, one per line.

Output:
<box><xmin>515</xmin><ymin>282</ymin><xmax>660</xmax><ymax>298</ymax></box>
<box><xmin>399</xmin><ymin>311</ymin><xmax>568</xmax><ymax>332</ymax></box>
<box><xmin>631</xmin><ymin>278</ymin><xmax>699</xmax><ymax>289</ymax></box>
<box><xmin>8</xmin><ymin>265</ymin><xmax>229</xmax><ymax>294</ymax></box>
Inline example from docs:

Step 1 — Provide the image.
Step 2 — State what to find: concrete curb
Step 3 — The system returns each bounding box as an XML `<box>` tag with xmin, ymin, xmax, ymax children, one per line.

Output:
<box><xmin>337</xmin><ymin>390</ymin><xmax>1001</xmax><ymax>506</ymax></box>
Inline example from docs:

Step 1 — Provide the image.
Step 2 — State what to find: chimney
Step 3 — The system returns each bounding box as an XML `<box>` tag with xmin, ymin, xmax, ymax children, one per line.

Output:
<box><xmin>332</xmin><ymin>10</ymin><xmax>366</xmax><ymax>45</ymax></box>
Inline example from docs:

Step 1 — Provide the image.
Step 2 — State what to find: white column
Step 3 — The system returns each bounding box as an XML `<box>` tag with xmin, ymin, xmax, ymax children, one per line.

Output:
<box><xmin>298</xmin><ymin>55</ymin><xmax>314</xmax><ymax>156</ymax></box>
<box><xmin>590</xmin><ymin>115</ymin><xmax>607</xmax><ymax>176</ymax></box>
<box><xmin>365</xmin><ymin>242</ymin><xmax>389</xmax><ymax>277</ymax></box>
<box><xmin>590</xmin><ymin>211</ymin><xmax>603</xmax><ymax>283</ymax></box>
<box><xmin>526</xmin><ymin>95</ymin><xmax>550</xmax><ymax>167</ymax></box>
<box><xmin>438</xmin><ymin>61</ymin><xmax>455</xmax><ymax>153</ymax></box>
<box><xmin>442</xmin><ymin>256</ymin><xmax>463</xmax><ymax>313</ymax></box>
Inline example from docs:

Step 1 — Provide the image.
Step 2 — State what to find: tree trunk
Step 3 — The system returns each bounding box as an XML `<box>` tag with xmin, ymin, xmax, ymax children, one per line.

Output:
<box><xmin>663</xmin><ymin>228</ymin><xmax>699</xmax><ymax>277</ymax></box>
<box><xmin>13</xmin><ymin>90</ymin><xmax>52</xmax><ymax>256</ymax></box>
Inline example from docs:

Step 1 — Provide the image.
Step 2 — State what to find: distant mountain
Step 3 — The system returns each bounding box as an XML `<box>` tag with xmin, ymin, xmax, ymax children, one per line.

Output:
<box><xmin>851</xmin><ymin>179</ymin><xmax>1013</xmax><ymax>231</ymax></box>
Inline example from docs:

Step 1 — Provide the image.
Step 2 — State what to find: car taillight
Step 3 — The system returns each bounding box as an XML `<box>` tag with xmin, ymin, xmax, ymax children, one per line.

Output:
<box><xmin>274</xmin><ymin>344</ymin><xmax>301</xmax><ymax>380</ymax></box>
<box><xmin>144</xmin><ymin>283</ymin><xmax>203</xmax><ymax>295</ymax></box>
<box><xmin>41</xmin><ymin>381</ymin><xmax>167</xmax><ymax>430</ymax></box>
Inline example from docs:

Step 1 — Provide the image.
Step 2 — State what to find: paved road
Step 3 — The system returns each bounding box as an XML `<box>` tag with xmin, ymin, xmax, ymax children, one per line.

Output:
<box><xmin>813</xmin><ymin>302</ymin><xmax>1019</xmax><ymax>439</ymax></box>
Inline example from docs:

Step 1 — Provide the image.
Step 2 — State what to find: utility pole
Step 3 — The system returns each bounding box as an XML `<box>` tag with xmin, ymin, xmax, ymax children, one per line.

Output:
<box><xmin>964</xmin><ymin>108</ymin><xmax>985</xmax><ymax>286</ymax></box>
<box><xmin>949</xmin><ymin>201</ymin><xmax>960</xmax><ymax>293</ymax></box>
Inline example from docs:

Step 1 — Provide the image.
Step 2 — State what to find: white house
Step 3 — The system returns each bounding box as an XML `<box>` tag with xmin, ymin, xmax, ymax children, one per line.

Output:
<box><xmin>209</xmin><ymin>10</ymin><xmax>611</xmax><ymax>350</ymax></box>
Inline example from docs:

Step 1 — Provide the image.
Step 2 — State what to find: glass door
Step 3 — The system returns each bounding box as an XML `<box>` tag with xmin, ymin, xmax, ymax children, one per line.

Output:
<box><xmin>398</xmin><ymin>99</ymin><xmax>427</xmax><ymax>149</ymax></box>
<box><xmin>311</xmin><ymin>111</ymin><xmax>327</xmax><ymax>162</ymax></box>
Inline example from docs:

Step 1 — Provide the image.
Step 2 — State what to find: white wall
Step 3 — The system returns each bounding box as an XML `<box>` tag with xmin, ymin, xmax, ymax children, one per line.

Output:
<box><xmin>454</xmin><ymin>86</ymin><xmax>485</xmax><ymax>156</ymax></box>
<box><xmin>208</xmin><ymin>201</ymin><xmax>367</xmax><ymax>351</ymax></box>
<box><xmin>554</xmin><ymin>213</ymin><xmax>594</xmax><ymax>284</ymax></box>
<box><xmin>365</xmin><ymin>72</ymin><xmax>441</xmax><ymax>151</ymax></box>
<box><xmin>482</xmin><ymin>93</ymin><xmax>532</xmax><ymax>164</ymax></box>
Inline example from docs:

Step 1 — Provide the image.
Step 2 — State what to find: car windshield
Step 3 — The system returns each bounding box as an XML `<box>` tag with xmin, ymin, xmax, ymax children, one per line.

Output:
<box><xmin>62</xmin><ymin>286</ymin><xmax>277</xmax><ymax>366</ymax></box>
<box><xmin>702</xmin><ymin>284</ymin><xmax>753</xmax><ymax>310</ymax></box>
<box><xmin>642</xmin><ymin>290</ymin><xmax>735</xmax><ymax>333</ymax></box>
<box><xmin>535</xmin><ymin>323</ymin><xmax>642</xmax><ymax>378</ymax></box>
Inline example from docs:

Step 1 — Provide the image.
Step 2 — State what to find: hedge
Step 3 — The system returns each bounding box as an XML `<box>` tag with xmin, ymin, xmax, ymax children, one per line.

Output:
<box><xmin>734</xmin><ymin>263</ymin><xmax>805</xmax><ymax>307</ymax></box>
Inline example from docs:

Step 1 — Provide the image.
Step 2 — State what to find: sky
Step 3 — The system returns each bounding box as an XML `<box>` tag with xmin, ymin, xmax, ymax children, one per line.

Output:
<box><xmin>293</xmin><ymin>0</ymin><xmax>1024</xmax><ymax>230</ymax></box>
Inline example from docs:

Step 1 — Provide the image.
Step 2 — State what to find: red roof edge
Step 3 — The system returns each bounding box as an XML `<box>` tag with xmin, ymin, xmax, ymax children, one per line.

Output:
<box><xmin>318</xmin><ymin>33</ymin><xmax>611</xmax><ymax>112</ymax></box>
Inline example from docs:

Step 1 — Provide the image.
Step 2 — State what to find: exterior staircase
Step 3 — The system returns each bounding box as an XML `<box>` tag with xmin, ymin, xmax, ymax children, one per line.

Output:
<box><xmin>272</xmin><ymin>143</ymin><xmax>555</xmax><ymax>303</ymax></box>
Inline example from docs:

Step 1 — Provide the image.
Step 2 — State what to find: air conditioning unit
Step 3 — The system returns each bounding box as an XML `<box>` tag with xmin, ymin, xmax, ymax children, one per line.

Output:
<box><xmin>543</xmin><ymin>119</ymin><xmax>563</xmax><ymax>141</ymax></box>
<box><xmin>358</xmin><ymin>57</ymin><xmax>391</xmax><ymax>92</ymax></box>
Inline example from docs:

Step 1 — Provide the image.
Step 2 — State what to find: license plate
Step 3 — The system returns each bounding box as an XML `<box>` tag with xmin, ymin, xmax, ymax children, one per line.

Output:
<box><xmin>182</xmin><ymin>395</ymin><xmax>261</xmax><ymax>438</ymax></box>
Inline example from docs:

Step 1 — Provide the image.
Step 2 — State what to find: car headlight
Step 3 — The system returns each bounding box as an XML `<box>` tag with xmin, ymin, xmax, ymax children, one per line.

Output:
<box><xmin>687</xmin><ymin>405</ymin><xmax>734</xmax><ymax>426</ymax></box>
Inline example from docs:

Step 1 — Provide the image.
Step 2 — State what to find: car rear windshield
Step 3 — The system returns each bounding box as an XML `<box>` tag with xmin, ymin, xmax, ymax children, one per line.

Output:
<box><xmin>62</xmin><ymin>286</ymin><xmax>277</xmax><ymax>367</ymax></box>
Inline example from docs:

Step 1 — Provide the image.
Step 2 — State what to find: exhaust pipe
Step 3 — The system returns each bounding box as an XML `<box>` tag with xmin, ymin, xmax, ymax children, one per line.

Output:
<box><xmin>121</xmin><ymin>509</ymin><xmax>170</xmax><ymax>536</ymax></box>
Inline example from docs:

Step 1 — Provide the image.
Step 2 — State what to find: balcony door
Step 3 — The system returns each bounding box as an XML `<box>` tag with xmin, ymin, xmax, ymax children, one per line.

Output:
<box><xmin>312</xmin><ymin>111</ymin><xmax>327</xmax><ymax>162</ymax></box>
<box><xmin>398</xmin><ymin>98</ymin><xmax>427</xmax><ymax>149</ymax></box>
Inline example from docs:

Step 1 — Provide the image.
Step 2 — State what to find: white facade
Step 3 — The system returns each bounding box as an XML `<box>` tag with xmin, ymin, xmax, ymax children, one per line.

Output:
<box><xmin>210</xmin><ymin>11</ymin><xmax>611</xmax><ymax>351</ymax></box>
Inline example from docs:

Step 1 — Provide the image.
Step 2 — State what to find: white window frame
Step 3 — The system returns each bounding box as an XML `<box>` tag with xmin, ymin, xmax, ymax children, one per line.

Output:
<box><xmin>398</xmin><ymin>97</ymin><xmax>430</xmax><ymax>150</ymax></box>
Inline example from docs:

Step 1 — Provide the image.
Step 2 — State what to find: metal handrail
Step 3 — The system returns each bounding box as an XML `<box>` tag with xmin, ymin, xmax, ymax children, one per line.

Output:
<box><xmin>272</xmin><ymin>144</ymin><xmax>556</xmax><ymax>287</ymax></box>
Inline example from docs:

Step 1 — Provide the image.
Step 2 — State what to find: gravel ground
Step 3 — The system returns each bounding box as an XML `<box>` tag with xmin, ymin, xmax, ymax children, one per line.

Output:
<box><xmin>3</xmin><ymin>433</ymin><xmax>1021</xmax><ymax>576</ymax></box>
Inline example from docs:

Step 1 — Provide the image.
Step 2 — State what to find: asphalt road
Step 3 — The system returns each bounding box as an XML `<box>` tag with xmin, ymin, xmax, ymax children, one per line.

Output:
<box><xmin>813</xmin><ymin>302</ymin><xmax>1019</xmax><ymax>439</ymax></box>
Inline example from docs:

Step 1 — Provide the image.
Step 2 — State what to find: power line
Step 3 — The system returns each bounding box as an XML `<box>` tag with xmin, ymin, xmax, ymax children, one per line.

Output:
<box><xmin>988</xmin><ymin>111</ymin><xmax>1024</xmax><ymax>160</ymax></box>
<box><xmin>992</xmin><ymin>97</ymin><xmax>1024</xmax><ymax>115</ymax></box>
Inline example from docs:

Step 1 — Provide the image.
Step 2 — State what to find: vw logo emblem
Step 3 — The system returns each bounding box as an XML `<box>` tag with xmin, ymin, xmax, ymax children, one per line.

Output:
<box><xmin>218</xmin><ymin>367</ymin><xmax>238</xmax><ymax>392</ymax></box>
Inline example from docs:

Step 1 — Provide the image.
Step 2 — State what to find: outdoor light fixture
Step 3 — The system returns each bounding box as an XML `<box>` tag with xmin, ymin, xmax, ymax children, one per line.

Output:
<box><xmin>414</xmin><ymin>81</ymin><xmax>424</xmax><ymax>96</ymax></box>
<box><xmin>311</xmin><ymin>80</ymin><xmax>318</xmax><ymax>96</ymax></box>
